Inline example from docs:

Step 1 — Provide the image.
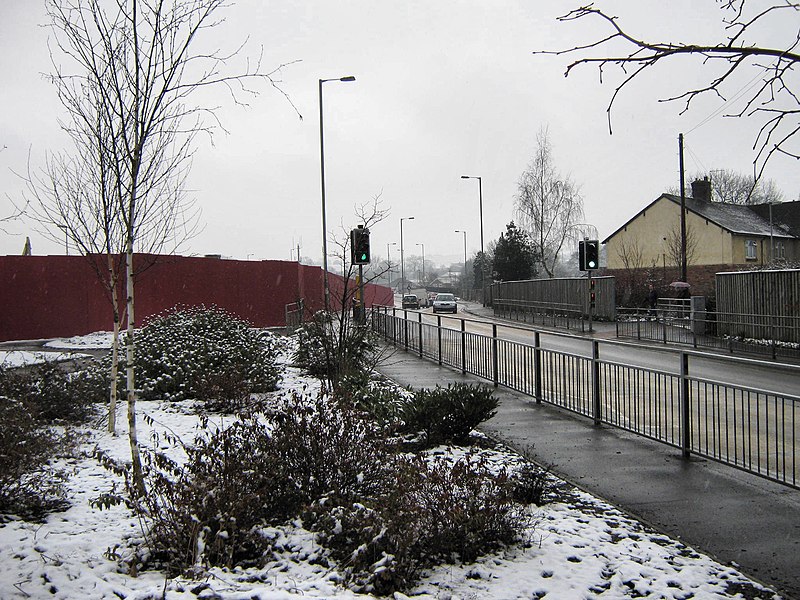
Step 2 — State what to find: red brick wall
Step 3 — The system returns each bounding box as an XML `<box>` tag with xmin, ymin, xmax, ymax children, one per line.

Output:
<box><xmin>0</xmin><ymin>254</ymin><xmax>392</xmax><ymax>342</ymax></box>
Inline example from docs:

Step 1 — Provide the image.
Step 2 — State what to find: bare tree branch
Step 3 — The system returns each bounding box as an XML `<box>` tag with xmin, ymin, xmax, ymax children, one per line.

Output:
<box><xmin>538</xmin><ymin>2</ymin><xmax>800</xmax><ymax>179</ymax></box>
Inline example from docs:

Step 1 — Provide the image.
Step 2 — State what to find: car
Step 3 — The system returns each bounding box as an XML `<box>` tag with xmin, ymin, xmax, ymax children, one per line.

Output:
<box><xmin>401</xmin><ymin>294</ymin><xmax>420</xmax><ymax>309</ymax></box>
<box><xmin>432</xmin><ymin>292</ymin><xmax>457</xmax><ymax>314</ymax></box>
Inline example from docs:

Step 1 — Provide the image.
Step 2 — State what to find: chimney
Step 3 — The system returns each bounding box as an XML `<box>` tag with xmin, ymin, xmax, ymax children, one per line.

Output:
<box><xmin>691</xmin><ymin>177</ymin><xmax>712</xmax><ymax>202</ymax></box>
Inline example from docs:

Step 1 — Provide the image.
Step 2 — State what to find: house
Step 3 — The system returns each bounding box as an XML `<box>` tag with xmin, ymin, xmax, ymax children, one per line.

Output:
<box><xmin>603</xmin><ymin>180</ymin><xmax>800</xmax><ymax>273</ymax></box>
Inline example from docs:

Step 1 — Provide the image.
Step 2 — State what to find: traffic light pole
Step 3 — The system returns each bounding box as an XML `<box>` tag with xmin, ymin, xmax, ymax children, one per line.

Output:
<box><xmin>358</xmin><ymin>264</ymin><xmax>366</xmax><ymax>325</ymax></box>
<box><xmin>587</xmin><ymin>270</ymin><xmax>593</xmax><ymax>333</ymax></box>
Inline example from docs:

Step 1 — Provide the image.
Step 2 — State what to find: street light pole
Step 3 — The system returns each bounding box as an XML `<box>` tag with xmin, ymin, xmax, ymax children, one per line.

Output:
<box><xmin>386</xmin><ymin>242</ymin><xmax>397</xmax><ymax>290</ymax></box>
<box><xmin>319</xmin><ymin>75</ymin><xmax>355</xmax><ymax>313</ymax></box>
<box><xmin>461</xmin><ymin>175</ymin><xmax>484</xmax><ymax>297</ymax></box>
<box><xmin>416</xmin><ymin>242</ymin><xmax>425</xmax><ymax>285</ymax></box>
<box><xmin>455</xmin><ymin>230</ymin><xmax>467</xmax><ymax>296</ymax></box>
<box><xmin>400</xmin><ymin>216</ymin><xmax>414</xmax><ymax>294</ymax></box>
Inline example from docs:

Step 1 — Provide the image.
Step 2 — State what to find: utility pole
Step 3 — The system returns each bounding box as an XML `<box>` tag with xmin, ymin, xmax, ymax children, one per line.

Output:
<box><xmin>678</xmin><ymin>133</ymin><xmax>687</xmax><ymax>283</ymax></box>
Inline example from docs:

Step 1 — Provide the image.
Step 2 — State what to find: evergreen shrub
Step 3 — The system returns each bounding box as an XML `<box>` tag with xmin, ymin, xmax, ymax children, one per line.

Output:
<box><xmin>131</xmin><ymin>305</ymin><xmax>281</xmax><ymax>409</ymax></box>
<box><xmin>399</xmin><ymin>383</ymin><xmax>499</xmax><ymax>446</ymax></box>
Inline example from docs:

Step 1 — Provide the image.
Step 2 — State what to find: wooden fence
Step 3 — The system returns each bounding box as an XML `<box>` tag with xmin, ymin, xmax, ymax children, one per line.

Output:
<box><xmin>489</xmin><ymin>276</ymin><xmax>616</xmax><ymax>321</ymax></box>
<box><xmin>715</xmin><ymin>270</ymin><xmax>800</xmax><ymax>343</ymax></box>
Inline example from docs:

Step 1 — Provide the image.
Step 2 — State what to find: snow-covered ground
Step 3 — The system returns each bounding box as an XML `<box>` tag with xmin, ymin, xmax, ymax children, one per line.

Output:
<box><xmin>0</xmin><ymin>333</ymin><xmax>782</xmax><ymax>600</ymax></box>
<box><xmin>0</xmin><ymin>350</ymin><xmax>88</xmax><ymax>368</ymax></box>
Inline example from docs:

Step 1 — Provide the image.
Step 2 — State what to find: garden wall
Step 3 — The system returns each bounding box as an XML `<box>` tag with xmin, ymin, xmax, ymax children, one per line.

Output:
<box><xmin>0</xmin><ymin>254</ymin><xmax>392</xmax><ymax>342</ymax></box>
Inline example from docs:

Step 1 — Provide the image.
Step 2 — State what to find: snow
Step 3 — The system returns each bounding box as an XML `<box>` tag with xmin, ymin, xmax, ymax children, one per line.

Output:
<box><xmin>45</xmin><ymin>331</ymin><xmax>115</xmax><ymax>350</ymax></box>
<box><xmin>0</xmin><ymin>350</ymin><xmax>89</xmax><ymax>368</ymax></box>
<box><xmin>0</xmin><ymin>333</ymin><xmax>782</xmax><ymax>600</ymax></box>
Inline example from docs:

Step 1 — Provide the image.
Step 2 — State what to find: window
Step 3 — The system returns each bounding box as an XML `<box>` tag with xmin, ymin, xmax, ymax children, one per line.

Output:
<box><xmin>774</xmin><ymin>241</ymin><xmax>786</xmax><ymax>260</ymax></box>
<box><xmin>745</xmin><ymin>240</ymin><xmax>757</xmax><ymax>260</ymax></box>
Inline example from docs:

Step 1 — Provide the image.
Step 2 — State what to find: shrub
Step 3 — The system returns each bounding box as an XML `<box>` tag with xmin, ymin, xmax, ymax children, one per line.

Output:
<box><xmin>507</xmin><ymin>463</ymin><xmax>555</xmax><ymax>506</ymax></box>
<box><xmin>399</xmin><ymin>383</ymin><xmax>499</xmax><ymax>447</ymax></box>
<box><xmin>131</xmin><ymin>305</ymin><xmax>281</xmax><ymax>409</ymax></box>
<box><xmin>0</xmin><ymin>360</ymin><xmax>105</xmax><ymax>424</ymax></box>
<box><xmin>102</xmin><ymin>391</ymin><xmax>396</xmax><ymax>575</ymax></box>
<box><xmin>293</xmin><ymin>312</ymin><xmax>381</xmax><ymax>391</ymax></box>
<box><xmin>0</xmin><ymin>394</ymin><xmax>69</xmax><ymax>520</ymax></box>
<box><xmin>310</xmin><ymin>451</ymin><xmax>526</xmax><ymax>595</ymax></box>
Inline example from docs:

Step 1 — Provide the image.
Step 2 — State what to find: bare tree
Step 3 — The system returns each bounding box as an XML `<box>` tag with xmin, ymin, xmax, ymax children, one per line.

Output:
<box><xmin>692</xmin><ymin>170</ymin><xmax>783</xmax><ymax>204</ymax></box>
<box><xmin>45</xmin><ymin>0</ymin><xmax>298</xmax><ymax>495</ymax></box>
<box><xmin>24</xmin><ymin>74</ymin><xmax>200</xmax><ymax>436</ymax></box>
<box><xmin>316</xmin><ymin>195</ymin><xmax>392</xmax><ymax>391</ymax></box>
<box><xmin>615</xmin><ymin>236</ymin><xmax>648</xmax><ymax>305</ymax></box>
<box><xmin>538</xmin><ymin>2</ymin><xmax>800</xmax><ymax>180</ymax></box>
<box><xmin>515</xmin><ymin>127</ymin><xmax>584</xmax><ymax>278</ymax></box>
<box><xmin>665</xmin><ymin>223</ymin><xmax>698</xmax><ymax>273</ymax></box>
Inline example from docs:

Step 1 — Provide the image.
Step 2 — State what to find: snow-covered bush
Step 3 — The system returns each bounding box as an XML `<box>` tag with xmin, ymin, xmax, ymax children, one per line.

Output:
<box><xmin>0</xmin><ymin>361</ymin><xmax>105</xmax><ymax>424</ymax></box>
<box><xmin>398</xmin><ymin>383</ymin><xmax>499</xmax><ymax>447</ymax></box>
<box><xmin>310</xmin><ymin>451</ymin><xmax>527</xmax><ymax>595</ymax></box>
<box><xmin>0</xmin><ymin>394</ymin><xmax>69</xmax><ymax>520</ymax></box>
<box><xmin>104</xmin><ymin>391</ymin><xmax>396</xmax><ymax>575</ymax></box>
<box><xmin>131</xmin><ymin>305</ymin><xmax>281</xmax><ymax>409</ymax></box>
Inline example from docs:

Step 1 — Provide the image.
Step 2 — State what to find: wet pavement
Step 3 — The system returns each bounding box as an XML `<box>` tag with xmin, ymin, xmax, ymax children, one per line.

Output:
<box><xmin>377</xmin><ymin>302</ymin><xmax>800</xmax><ymax>599</ymax></box>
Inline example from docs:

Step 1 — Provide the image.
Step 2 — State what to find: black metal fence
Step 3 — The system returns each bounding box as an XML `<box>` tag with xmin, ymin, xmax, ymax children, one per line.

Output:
<box><xmin>372</xmin><ymin>306</ymin><xmax>800</xmax><ymax>489</ymax></box>
<box><xmin>617</xmin><ymin>305</ymin><xmax>800</xmax><ymax>361</ymax></box>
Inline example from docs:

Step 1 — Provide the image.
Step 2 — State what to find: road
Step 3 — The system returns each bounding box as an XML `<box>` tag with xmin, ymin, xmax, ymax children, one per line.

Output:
<box><xmin>390</xmin><ymin>305</ymin><xmax>800</xmax><ymax>398</ymax></box>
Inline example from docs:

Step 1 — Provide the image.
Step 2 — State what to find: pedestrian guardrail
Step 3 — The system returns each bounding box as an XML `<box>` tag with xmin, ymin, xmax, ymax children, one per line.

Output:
<box><xmin>492</xmin><ymin>298</ymin><xmax>587</xmax><ymax>332</ymax></box>
<box><xmin>617</xmin><ymin>308</ymin><xmax>800</xmax><ymax>362</ymax></box>
<box><xmin>371</xmin><ymin>306</ymin><xmax>800</xmax><ymax>489</ymax></box>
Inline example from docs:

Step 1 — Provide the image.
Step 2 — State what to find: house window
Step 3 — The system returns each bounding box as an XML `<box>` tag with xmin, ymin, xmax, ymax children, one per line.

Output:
<box><xmin>745</xmin><ymin>240</ymin><xmax>757</xmax><ymax>260</ymax></box>
<box><xmin>774</xmin><ymin>241</ymin><xmax>786</xmax><ymax>260</ymax></box>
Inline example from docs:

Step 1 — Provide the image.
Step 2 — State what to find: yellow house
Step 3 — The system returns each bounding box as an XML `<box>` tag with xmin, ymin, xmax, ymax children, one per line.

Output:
<box><xmin>603</xmin><ymin>187</ymin><xmax>800</xmax><ymax>271</ymax></box>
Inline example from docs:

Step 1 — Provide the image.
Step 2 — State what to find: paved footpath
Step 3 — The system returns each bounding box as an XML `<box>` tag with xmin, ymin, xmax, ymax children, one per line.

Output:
<box><xmin>376</xmin><ymin>309</ymin><xmax>800</xmax><ymax>599</ymax></box>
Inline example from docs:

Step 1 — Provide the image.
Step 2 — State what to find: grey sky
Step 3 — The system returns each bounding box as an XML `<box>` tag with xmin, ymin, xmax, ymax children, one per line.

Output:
<box><xmin>2</xmin><ymin>1</ymin><xmax>798</xmax><ymax>266</ymax></box>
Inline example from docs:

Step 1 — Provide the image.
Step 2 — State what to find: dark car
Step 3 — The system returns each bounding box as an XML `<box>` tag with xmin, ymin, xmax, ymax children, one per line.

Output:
<box><xmin>401</xmin><ymin>294</ymin><xmax>420</xmax><ymax>309</ymax></box>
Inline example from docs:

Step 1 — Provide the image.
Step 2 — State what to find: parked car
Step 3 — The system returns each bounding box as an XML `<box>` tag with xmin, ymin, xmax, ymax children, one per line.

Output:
<box><xmin>401</xmin><ymin>294</ymin><xmax>420</xmax><ymax>309</ymax></box>
<box><xmin>432</xmin><ymin>292</ymin><xmax>457</xmax><ymax>313</ymax></box>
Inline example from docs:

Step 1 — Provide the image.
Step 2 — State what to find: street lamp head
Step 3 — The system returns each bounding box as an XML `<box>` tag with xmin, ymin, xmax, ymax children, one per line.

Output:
<box><xmin>340</xmin><ymin>76</ymin><xmax>356</xmax><ymax>82</ymax></box>
<box><xmin>460</xmin><ymin>175</ymin><xmax>470</xmax><ymax>179</ymax></box>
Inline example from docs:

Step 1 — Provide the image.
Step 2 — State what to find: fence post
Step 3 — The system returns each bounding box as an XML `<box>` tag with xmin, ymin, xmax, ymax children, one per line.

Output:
<box><xmin>533</xmin><ymin>331</ymin><xmax>542</xmax><ymax>404</ymax></box>
<box><xmin>771</xmin><ymin>315</ymin><xmax>777</xmax><ymax>361</ymax></box>
<box><xmin>662</xmin><ymin>312</ymin><xmax>668</xmax><ymax>345</ymax></box>
<box><xmin>437</xmin><ymin>315</ymin><xmax>443</xmax><ymax>365</ymax></box>
<box><xmin>403</xmin><ymin>309</ymin><xmax>409</xmax><ymax>351</ymax></box>
<box><xmin>418</xmin><ymin>312</ymin><xmax>423</xmax><ymax>357</ymax></box>
<box><xmin>680</xmin><ymin>352</ymin><xmax>691</xmax><ymax>459</ymax></box>
<box><xmin>592</xmin><ymin>340</ymin><xmax>601</xmax><ymax>425</ymax></box>
<box><xmin>461</xmin><ymin>318</ymin><xmax>467</xmax><ymax>375</ymax></box>
<box><xmin>492</xmin><ymin>323</ymin><xmax>499</xmax><ymax>387</ymax></box>
<box><xmin>391</xmin><ymin>308</ymin><xmax>397</xmax><ymax>346</ymax></box>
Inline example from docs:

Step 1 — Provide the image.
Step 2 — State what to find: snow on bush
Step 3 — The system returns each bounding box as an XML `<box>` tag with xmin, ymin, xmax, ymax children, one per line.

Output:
<box><xmin>129</xmin><ymin>305</ymin><xmax>282</xmax><ymax>410</ymax></box>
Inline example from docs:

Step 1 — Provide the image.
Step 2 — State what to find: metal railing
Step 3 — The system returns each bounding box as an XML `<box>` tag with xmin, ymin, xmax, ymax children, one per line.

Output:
<box><xmin>617</xmin><ymin>307</ymin><xmax>800</xmax><ymax>361</ymax></box>
<box><xmin>492</xmin><ymin>298</ymin><xmax>588</xmax><ymax>332</ymax></box>
<box><xmin>371</xmin><ymin>306</ymin><xmax>800</xmax><ymax>489</ymax></box>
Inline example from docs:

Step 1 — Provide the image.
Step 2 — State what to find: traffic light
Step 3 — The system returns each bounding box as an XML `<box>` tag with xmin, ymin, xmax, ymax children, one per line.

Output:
<box><xmin>579</xmin><ymin>239</ymin><xmax>600</xmax><ymax>271</ymax></box>
<box><xmin>350</xmin><ymin>227</ymin><xmax>371</xmax><ymax>265</ymax></box>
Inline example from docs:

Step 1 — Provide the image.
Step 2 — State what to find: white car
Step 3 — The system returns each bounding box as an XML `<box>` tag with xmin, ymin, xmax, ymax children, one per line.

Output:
<box><xmin>432</xmin><ymin>292</ymin><xmax>457</xmax><ymax>314</ymax></box>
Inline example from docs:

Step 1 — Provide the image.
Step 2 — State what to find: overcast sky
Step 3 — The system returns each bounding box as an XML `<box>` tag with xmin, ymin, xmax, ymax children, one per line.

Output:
<box><xmin>2</xmin><ymin>1</ymin><xmax>798</xmax><ymax>266</ymax></box>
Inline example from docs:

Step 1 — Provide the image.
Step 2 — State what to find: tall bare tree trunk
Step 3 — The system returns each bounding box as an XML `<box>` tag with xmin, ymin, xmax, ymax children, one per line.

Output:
<box><xmin>126</xmin><ymin>245</ymin><xmax>145</xmax><ymax>496</ymax></box>
<box><xmin>107</xmin><ymin>253</ymin><xmax>121</xmax><ymax>434</ymax></box>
